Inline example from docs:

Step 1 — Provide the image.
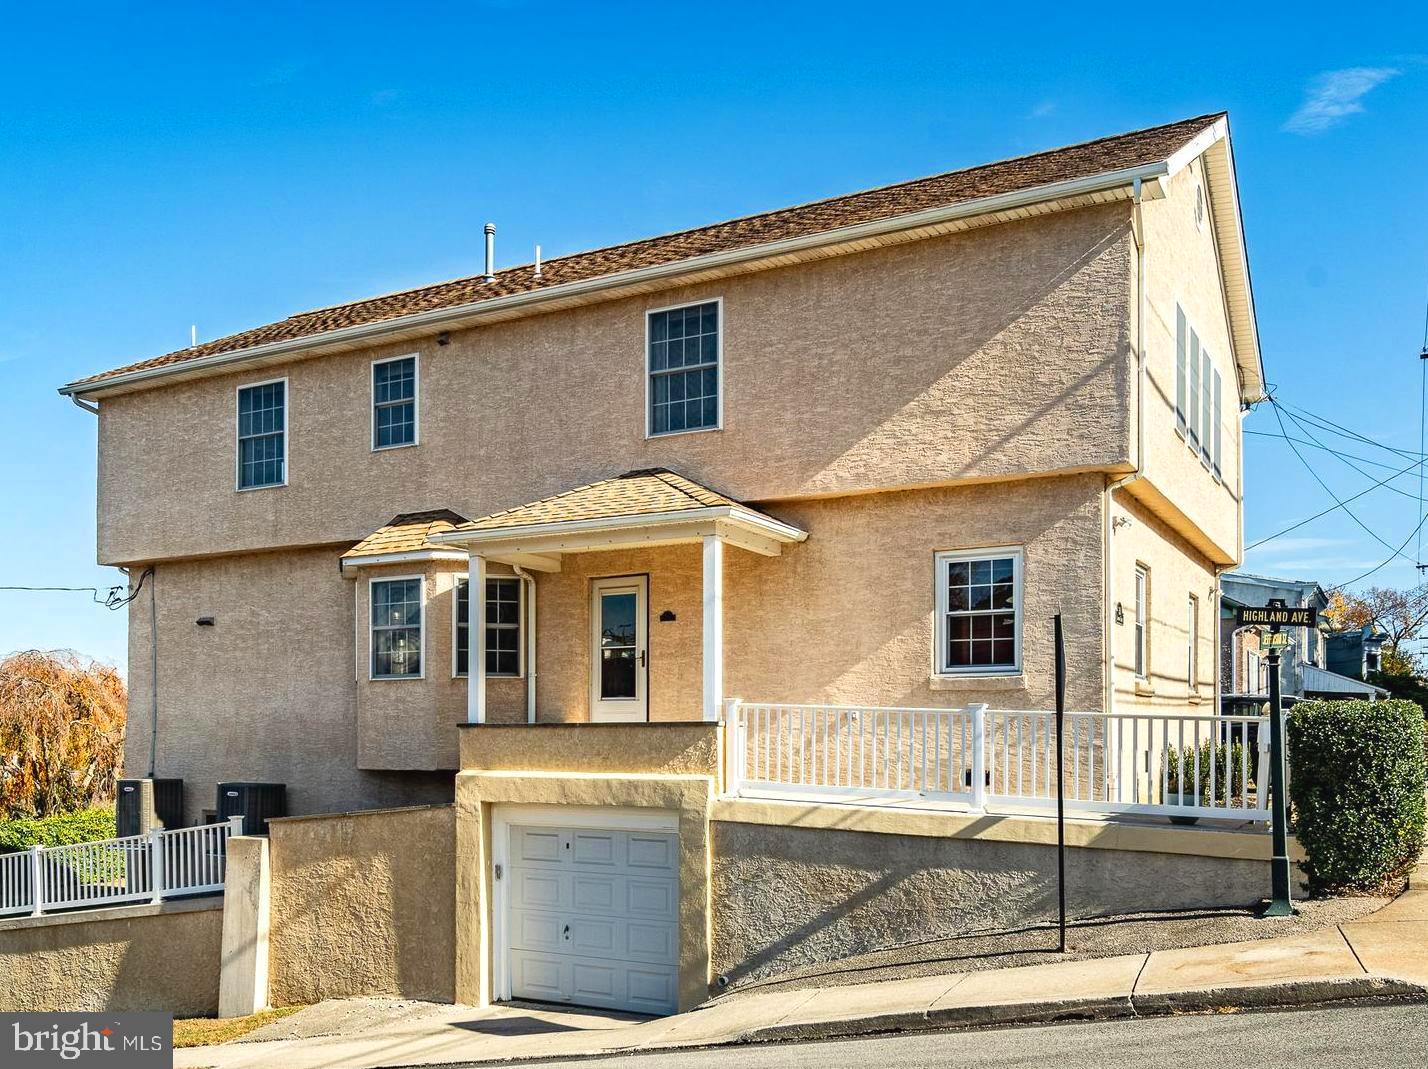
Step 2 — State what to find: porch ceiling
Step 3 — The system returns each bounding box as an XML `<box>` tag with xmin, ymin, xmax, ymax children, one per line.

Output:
<box><xmin>428</xmin><ymin>468</ymin><xmax>807</xmax><ymax>567</ymax></box>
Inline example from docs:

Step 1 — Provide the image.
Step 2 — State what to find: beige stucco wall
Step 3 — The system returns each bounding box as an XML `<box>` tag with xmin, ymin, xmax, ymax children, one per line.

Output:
<box><xmin>267</xmin><ymin>804</ymin><xmax>456</xmax><ymax>1006</ymax></box>
<box><xmin>96</xmin><ymin>202</ymin><xmax>1135</xmax><ymax>566</ymax></box>
<box><xmin>460</xmin><ymin>723</ymin><xmax>723</xmax><ymax>781</ymax></box>
<box><xmin>1110</xmin><ymin>489</ymin><xmax>1219</xmax><ymax>716</ymax></box>
<box><xmin>0</xmin><ymin>898</ymin><xmax>222</xmax><ymax>1015</ymax></box>
<box><xmin>125</xmin><ymin>548</ymin><xmax>456</xmax><ymax>820</ymax></box>
<box><xmin>1137</xmin><ymin>157</ymin><xmax>1243</xmax><ymax>563</ymax></box>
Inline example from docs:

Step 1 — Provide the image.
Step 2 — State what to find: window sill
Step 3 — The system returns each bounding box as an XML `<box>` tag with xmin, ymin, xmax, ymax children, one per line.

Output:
<box><xmin>1134</xmin><ymin>680</ymin><xmax>1155</xmax><ymax>697</ymax></box>
<box><xmin>645</xmin><ymin>425</ymin><xmax>723</xmax><ymax>441</ymax></box>
<box><xmin>370</xmin><ymin>675</ymin><xmax>425</xmax><ymax>682</ymax></box>
<box><xmin>236</xmin><ymin>482</ymin><xmax>287</xmax><ymax>493</ymax></box>
<box><xmin>372</xmin><ymin>441</ymin><xmax>419</xmax><ymax>453</ymax></box>
<box><xmin>930</xmin><ymin>673</ymin><xmax>1025</xmax><ymax>691</ymax></box>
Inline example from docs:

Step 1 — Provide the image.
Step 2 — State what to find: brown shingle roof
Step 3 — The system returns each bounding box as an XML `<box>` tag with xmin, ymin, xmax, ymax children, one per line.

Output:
<box><xmin>342</xmin><ymin>508</ymin><xmax>469</xmax><ymax>560</ymax></box>
<box><xmin>456</xmin><ymin>469</ymin><xmax>749</xmax><ymax>533</ymax></box>
<box><xmin>70</xmin><ymin>113</ymin><xmax>1223</xmax><ymax>390</ymax></box>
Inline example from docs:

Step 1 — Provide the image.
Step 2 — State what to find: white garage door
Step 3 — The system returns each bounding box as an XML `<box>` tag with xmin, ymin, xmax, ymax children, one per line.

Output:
<box><xmin>507</xmin><ymin>823</ymin><xmax>679</xmax><ymax>1015</ymax></box>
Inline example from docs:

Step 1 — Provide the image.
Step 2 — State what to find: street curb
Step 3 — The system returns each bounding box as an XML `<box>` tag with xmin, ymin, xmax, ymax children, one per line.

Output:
<box><xmin>732</xmin><ymin>976</ymin><xmax>1428</xmax><ymax>1046</ymax></box>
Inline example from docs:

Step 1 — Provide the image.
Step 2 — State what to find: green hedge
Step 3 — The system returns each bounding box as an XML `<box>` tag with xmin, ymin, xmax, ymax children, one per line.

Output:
<box><xmin>0</xmin><ymin>807</ymin><xmax>116</xmax><ymax>853</ymax></box>
<box><xmin>1288</xmin><ymin>699</ymin><xmax>1426</xmax><ymax>893</ymax></box>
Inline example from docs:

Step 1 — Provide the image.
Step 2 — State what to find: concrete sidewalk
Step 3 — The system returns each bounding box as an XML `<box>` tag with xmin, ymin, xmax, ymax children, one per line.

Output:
<box><xmin>175</xmin><ymin>868</ymin><xmax>1428</xmax><ymax>1069</ymax></box>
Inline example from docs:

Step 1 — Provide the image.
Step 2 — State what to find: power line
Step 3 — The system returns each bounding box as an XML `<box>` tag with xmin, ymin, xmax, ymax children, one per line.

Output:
<box><xmin>1262</xmin><ymin>398</ymin><xmax>1423</xmax><ymax>569</ymax></box>
<box><xmin>1277</xmin><ymin>400</ymin><xmax>1425</xmax><ymax>461</ymax></box>
<box><xmin>1245</xmin><ymin>427</ymin><xmax>1427</xmax><ymax>499</ymax></box>
<box><xmin>0</xmin><ymin>570</ymin><xmax>148</xmax><ymax>610</ymax></box>
<box><xmin>1327</xmin><ymin>506</ymin><xmax>1428</xmax><ymax>592</ymax></box>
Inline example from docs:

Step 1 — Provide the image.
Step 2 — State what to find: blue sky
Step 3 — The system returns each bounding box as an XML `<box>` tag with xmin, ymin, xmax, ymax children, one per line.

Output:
<box><xmin>2</xmin><ymin>3</ymin><xmax>1426</xmax><ymax>671</ymax></box>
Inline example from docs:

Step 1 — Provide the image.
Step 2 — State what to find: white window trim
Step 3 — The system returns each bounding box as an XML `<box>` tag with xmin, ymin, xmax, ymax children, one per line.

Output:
<box><xmin>371</xmin><ymin>353</ymin><xmax>420</xmax><ymax>452</ymax></box>
<box><xmin>235</xmin><ymin>376</ymin><xmax>289</xmax><ymax>492</ymax></box>
<box><xmin>369</xmin><ymin>574</ymin><xmax>426</xmax><ymax>681</ymax></box>
<box><xmin>1187</xmin><ymin>593</ymin><xmax>1199</xmax><ymax>690</ymax></box>
<box><xmin>452</xmin><ymin>575</ymin><xmax>524</xmax><ymax>679</ymax></box>
<box><xmin>933</xmin><ymin>545</ymin><xmax>1024</xmax><ymax>678</ymax></box>
<box><xmin>644</xmin><ymin>296</ymin><xmax>724</xmax><ymax>440</ymax></box>
<box><xmin>1134</xmin><ymin>565</ymin><xmax>1149</xmax><ymax>680</ymax></box>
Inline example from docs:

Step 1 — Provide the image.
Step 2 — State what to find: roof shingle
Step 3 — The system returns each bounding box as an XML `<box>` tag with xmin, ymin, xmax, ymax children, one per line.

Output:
<box><xmin>341</xmin><ymin>509</ymin><xmax>469</xmax><ymax>560</ymax></box>
<box><xmin>71</xmin><ymin>113</ymin><xmax>1224</xmax><ymax>390</ymax></box>
<box><xmin>455</xmin><ymin>469</ymin><xmax>747</xmax><ymax>533</ymax></box>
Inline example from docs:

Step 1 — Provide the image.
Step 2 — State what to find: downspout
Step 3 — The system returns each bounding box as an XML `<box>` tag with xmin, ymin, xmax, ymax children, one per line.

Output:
<box><xmin>513</xmin><ymin>566</ymin><xmax>537</xmax><ymax>723</ymax></box>
<box><xmin>1104</xmin><ymin>178</ymin><xmax>1149</xmax><ymax>720</ymax></box>
<box><xmin>144</xmin><ymin>566</ymin><xmax>158</xmax><ymax>778</ymax></box>
<box><xmin>70</xmin><ymin>395</ymin><xmax>99</xmax><ymax>416</ymax></box>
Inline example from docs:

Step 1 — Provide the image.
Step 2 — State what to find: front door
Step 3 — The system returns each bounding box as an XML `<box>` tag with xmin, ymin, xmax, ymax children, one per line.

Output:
<box><xmin>590</xmin><ymin>575</ymin><xmax>648</xmax><ymax>721</ymax></box>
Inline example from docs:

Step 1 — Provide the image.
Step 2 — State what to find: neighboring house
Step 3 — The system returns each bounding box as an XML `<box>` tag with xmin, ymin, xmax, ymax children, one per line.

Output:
<box><xmin>1325</xmin><ymin>624</ymin><xmax>1388</xmax><ymax>683</ymax></box>
<box><xmin>1219</xmin><ymin>572</ymin><xmax>1384</xmax><ymax>705</ymax></box>
<box><xmin>59</xmin><ymin>114</ymin><xmax>1267</xmax><ymax>1014</ymax></box>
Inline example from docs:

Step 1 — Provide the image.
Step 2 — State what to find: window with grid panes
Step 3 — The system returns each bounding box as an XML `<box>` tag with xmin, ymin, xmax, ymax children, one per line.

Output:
<box><xmin>648</xmin><ymin>301</ymin><xmax>719</xmax><ymax>435</ymax></box>
<box><xmin>237</xmin><ymin>380</ymin><xmax>285</xmax><ymax>489</ymax></box>
<box><xmin>373</xmin><ymin>357</ymin><xmax>417</xmax><ymax>449</ymax></box>
<box><xmin>936</xmin><ymin>549</ymin><xmax>1021</xmax><ymax>674</ymax></box>
<box><xmin>455</xmin><ymin>577</ymin><xmax>521</xmax><ymax>677</ymax></box>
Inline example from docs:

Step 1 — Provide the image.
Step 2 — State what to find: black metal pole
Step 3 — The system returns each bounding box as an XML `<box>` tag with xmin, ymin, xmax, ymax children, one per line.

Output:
<box><xmin>1054</xmin><ymin>614</ymin><xmax>1067</xmax><ymax>951</ymax></box>
<box><xmin>1266</xmin><ymin>634</ymin><xmax>1293</xmax><ymax>916</ymax></box>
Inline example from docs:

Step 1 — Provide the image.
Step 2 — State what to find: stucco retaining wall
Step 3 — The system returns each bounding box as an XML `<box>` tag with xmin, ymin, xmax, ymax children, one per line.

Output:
<box><xmin>0</xmin><ymin>898</ymin><xmax>223</xmax><ymax>1015</ymax></box>
<box><xmin>709</xmin><ymin>817</ymin><xmax>1269</xmax><ymax>985</ymax></box>
<box><xmin>267</xmin><ymin>804</ymin><xmax>456</xmax><ymax>1005</ymax></box>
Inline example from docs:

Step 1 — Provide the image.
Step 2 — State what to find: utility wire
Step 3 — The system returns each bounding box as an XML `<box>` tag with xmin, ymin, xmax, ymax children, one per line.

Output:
<box><xmin>1263</xmin><ymin>398</ymin><xmax>1423</xmax><ymax>569</ymax></box>
<box><xmin>1278</xmin><ymin>400</ymin><xmax>1426</xmax><ymax>461</ymax></box>
<box><xmin>1245</xmin><ymin>428</ymin><xmax>1424</xmax><ymax>477</ymax></box>
<box><xmin>1327</xmin><ymin>506</ymin><xmax>1428</xmax><ymax>592</ymax></box>
<box><xmin>0</xmin><ymin>569</ymin><xmax>148</xmax><ymax>610</ymax></box>
<box><xmin>1276</xmin><ymin>404</ymin><xmax>1428</xmax><ymax>504</ymax></box>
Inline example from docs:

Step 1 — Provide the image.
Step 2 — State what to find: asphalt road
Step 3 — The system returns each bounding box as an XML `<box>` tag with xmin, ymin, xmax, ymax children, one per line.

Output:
<box><xmin>473</xmin><ymin>1001</ymin><xmax>1428</xmax><ymax>1069</ymax></box>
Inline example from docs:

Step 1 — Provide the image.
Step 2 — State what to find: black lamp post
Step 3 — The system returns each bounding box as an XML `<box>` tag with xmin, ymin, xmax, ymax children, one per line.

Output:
<box><xmin>1262</xmin><ymin>605</ymin><xmax>1293</xmax><ymax>917</ymax></box>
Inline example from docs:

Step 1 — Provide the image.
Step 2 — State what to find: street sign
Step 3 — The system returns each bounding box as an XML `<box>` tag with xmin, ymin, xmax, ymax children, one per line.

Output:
<box><xmin>1234</xmin><ymin>605</ymin><xmax>1317</xmax><ymax>628</ymax></box>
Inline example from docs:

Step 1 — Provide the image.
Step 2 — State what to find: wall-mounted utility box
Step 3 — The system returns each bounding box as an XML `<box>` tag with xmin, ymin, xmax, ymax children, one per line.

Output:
<box><xmin>116</xmin><ymin>778</ymin><xmax>185</xmax><ymax>837</ymax></box>
<box><xmin>216</xmin><ymin>782</ymin><xmax>287</xmax><ymax>835</ymax></box>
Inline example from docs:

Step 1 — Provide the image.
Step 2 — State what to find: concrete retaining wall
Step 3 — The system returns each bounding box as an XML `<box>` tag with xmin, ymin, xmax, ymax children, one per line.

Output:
<box><xmin>710</xmin><ymin>816</ymin><xmax>1269</xmax><ymax>985</ymax></box>
<box><xmin>267</xmin><ymin>803</ymin><xmax>456</xmax><ymax>1005</ymax></box>
<box><xmin>0</xmin><ymin>898</ymin><xmax>223</xmax><ymax>1015</ymax></box>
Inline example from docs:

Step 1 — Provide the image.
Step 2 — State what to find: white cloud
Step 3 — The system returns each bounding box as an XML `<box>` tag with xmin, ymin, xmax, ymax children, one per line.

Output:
<box><xmin>1284</xmin><ymin>67</ymin><xmax>1399</xmax><ymax>134</ymax></box>
<box><xmin>1028</xmin><ymin>101</ymin><xmax>1057</xmax><ymax>119</ymax></box>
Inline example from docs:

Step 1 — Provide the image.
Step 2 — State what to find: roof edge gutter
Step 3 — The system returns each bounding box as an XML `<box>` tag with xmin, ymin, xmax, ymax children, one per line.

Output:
<box><xmin>60</xmin><ymin>161</ymin><xmax>1171</xmax><ymax>401</ymax></box>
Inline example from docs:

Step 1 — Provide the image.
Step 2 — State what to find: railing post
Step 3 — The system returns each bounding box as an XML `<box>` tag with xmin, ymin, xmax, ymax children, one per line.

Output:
<box><xmin>149</xmin><ymin>828</ymin><xmax>164</xmax><ymax>904</ymax></box>
<box><xmin>28</xmin><ymin>845</ymin><xmax>43</xmax><ymax>917</ymax></box>
<box><xmin>226</xmin><ymin>815</ymin><xmax>245</xmax><ymax>839</ymax></box>
<box><xmin>970</xmin><ymin>703</ymin><xmax>988</xmax><ymax>811</ymax></box>
<box><xmin>722</xmin><ymin>698</ymin><xmax>744</xmax><ymax>797</ymax></box>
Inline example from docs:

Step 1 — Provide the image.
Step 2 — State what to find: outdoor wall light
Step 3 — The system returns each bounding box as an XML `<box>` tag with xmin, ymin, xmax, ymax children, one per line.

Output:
<box><xmin>196</xmin><ymin>617</ymin><xmax>215</xmax><ymax>627</ymax></box>
<box><xmin>659</xmin><ymin>610</ymin><xmax>676</xmax><ymax>622</ymax></box>
<box><xmin>1114</xmin><ymin>603</ymin><xmax>1124</xmax><ymax>624</ymax></box>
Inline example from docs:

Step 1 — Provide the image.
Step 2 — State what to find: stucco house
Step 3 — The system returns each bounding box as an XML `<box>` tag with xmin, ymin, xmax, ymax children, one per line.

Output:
<box><xmin>61</xmin><ymin>112</ymin><xmax>1268</xmax><ymax>1015</ymax></box>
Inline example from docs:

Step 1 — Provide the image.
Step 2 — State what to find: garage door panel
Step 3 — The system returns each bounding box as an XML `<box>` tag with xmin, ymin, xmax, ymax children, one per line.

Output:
<box><xmin>626</xmin><ymin>921</ymin><xmax>677</xmax><ymax>962</ymax></box>
<box><xmin>507</xmin><ymin>823</ymin><xmax>678</xmax><ymax>1015</ymax></box>
<box><xmin>510</xmin><ymin>952</ymin><xmax>564</xmax><ymax>1003</ymax></box>
<box><xmin>571</xmin><ymin>831</ymin><xmax>617</xmax><ymax>866</ymax></box>
<box><xmin>572</xmin><ymin>874</ymin><xmax>618</xmax><ymax>912</ymax></box>
<box><xmin>516</xmin><ymin>828</ymin><xmax>563</xmax><ymax>864</ymax></box>
<box><xmin>626</xmin><ymin>878</ymin><xmax>676</xmax><ymax>919</ymax></box>
<box><xmin>627</xmin><ymin>834</ymin><xmax>676</xmax><ymax>871</ymax></box>
<box><xmin>513</xmin><ymin>869</ymin><xmax>567</xmax><ymax>910</ymax></box>
<box><xmin>513</xmin><ymin>911</ymin><xmax>564</xmax><ymax>951</ymax></box>
<box><xmin>626</xmin><ymin>966</ymin><xmax>678</xmax><ymax>1015</ymax></box>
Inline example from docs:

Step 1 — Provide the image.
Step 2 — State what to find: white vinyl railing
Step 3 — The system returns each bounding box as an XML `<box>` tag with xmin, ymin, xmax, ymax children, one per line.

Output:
<box><xmin>0</xmin><ymin>817</ymin><xmax>243</xmax><ymax>918</ymax></box>
<box><xmin>725</xmin><ymin>702</ymin><xmax>1273</xmax><ymax>823</ymax></box>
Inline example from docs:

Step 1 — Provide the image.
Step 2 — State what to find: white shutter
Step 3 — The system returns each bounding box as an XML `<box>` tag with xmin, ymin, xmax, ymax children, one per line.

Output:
<box><xmin>1175</xmin><ymin>306</ymin><xmax>1187</xmax><ymax>433</ymax></box>
<box><xmin>1212</xmin><ymin>368</ymin><xmax>1223</xmax><ymax>479</ymax></box>
<box><xmin>1201</xmin><ymin>348</ymin><xmax>1213</xmax><ymax>463</ymax></box>
<box><xmin>1188</xmin><ymin>330</ymin><xmax>1201</xmax><ymax>448</ymax></box>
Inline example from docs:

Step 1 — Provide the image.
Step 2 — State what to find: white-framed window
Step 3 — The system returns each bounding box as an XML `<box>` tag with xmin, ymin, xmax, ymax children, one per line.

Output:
<box><xmin>1134</xmin><ymin>565</ymin><xmax>1149</xmax><ymax>679</ymax></box>
<box><xmin>370</xmin><ymin>576</ymin><xmax>423</xmax><ymax>679</ymax></box>
<box><xmin>647</xmin><ymin>299</ymin><xmax>721</xmax><ymax>437</ymax></box>
<box><xmin>934</xmin><ymin>547</ymin><xmax>1022</xmax><ymax>676</ymax></box>
<box><xmin>372</xmin><ymin>354</ymin><xmax>418</xmax><ymax>450</ymax></box>
<box><xmin>1187</xmin><ymin>593</ymin><xmax>1199</xmax><ymax>688</ymax></box>
<box><xmin>1174</xmin><ymin>303</ymin><xmax>1223</xmax><ymax>482</ymax></box>
<box><xmin>454</xmin><ymin>576</ymin><xmax>522</xmax><ymax>678</ymax></box>
<box><xmin>236</xmin><ymin>378</ymin><xmax>287</xmax><ymax>490</ymax></box>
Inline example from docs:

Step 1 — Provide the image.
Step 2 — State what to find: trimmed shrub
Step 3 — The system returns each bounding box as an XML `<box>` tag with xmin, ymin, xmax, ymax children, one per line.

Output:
<box><xmin>1288</xmin><ymin>699</ymin><xmax>1426</xmax><ymax>893</ymax></box>
<box><xmin>0</xmin><ymin>806</ymin><xmax>116</xmax><ymax>853</ymax></box>
<box><xmin>1164</xmin><ymin>740</ymin><xmax>1256</xmax><ymax>807</ymax></box>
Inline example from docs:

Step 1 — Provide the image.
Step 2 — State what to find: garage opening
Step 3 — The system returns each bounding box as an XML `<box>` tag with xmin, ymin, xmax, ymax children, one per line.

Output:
<box><xmin>494</xmin><ymin>806</ymin><xmax>680</xmax><ymax>1016</ymax></box>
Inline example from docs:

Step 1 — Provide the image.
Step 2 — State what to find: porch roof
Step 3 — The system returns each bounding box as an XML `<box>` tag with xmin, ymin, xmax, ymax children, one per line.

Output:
<box><xmin>429</xmin><ymin>468</ymin><xmax>807</xmax><ymax>566</ymax></box>
<box><xmin>340</xmin><ymin>508</ymin><xmax>471</xmax><ymax>570</ymax></box>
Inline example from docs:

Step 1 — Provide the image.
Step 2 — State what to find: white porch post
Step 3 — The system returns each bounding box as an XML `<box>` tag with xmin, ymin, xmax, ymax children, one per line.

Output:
<box><xmin>702</xmin><ymin>535</ymin><xmax>724</xmax><ymax>723</ymax></box>
<box><xmin>468</xmin><ymin>553</ymin><xmax>487</xmax><ymax>725</ymax></box>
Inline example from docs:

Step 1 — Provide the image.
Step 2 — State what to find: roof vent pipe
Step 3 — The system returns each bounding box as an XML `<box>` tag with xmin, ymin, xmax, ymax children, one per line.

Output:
<box><xmin>483</xmin><ymin>223</ymin><xmax>496</xmax><ymax>282</ymax></box>
<box><xmin>534</xmin><ymin>244</ymin><xmax>542</xmax><ymax>280</ymax></box>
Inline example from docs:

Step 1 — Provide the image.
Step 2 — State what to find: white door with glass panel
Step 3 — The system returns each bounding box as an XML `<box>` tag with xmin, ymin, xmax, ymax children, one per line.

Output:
<box><xmin>590</xmin><ymin>576</ymin><xmax>648</xmax><ymax>722</ymax></box>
